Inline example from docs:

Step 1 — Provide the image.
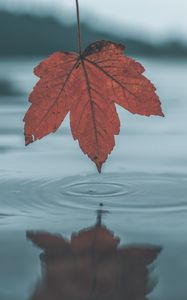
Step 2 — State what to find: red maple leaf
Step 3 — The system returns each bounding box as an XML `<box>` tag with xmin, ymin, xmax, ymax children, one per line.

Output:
<box><xmin>24</xmin><ymin>40</ymin><xmax>164</xmax><ymax>172</ymax></box>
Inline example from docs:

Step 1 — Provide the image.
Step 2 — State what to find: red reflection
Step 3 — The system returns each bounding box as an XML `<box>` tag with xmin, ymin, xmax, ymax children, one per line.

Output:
<box><xmin>27</xmin><ymin>211</ymin><xmax>161</xmax><ymax>300</ymax></box>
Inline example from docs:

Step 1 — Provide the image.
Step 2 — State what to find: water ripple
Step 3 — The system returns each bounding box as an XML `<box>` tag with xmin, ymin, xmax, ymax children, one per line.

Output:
<box><xmin>61</xmin><ymin>181</ymin><xmax>131</xmax><ymax>197</ymax></box>
<box><xmin>0</xmin><ymin>173</ymin><xmax>187</xmax><ymax>218</ymax></box>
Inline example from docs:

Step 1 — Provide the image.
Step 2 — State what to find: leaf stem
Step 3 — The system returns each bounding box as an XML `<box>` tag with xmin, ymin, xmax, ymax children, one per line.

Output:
<box><xmin>75</xmin><ymin>0</ymin><xmax>82</xmax><ymax>56</ymax></box>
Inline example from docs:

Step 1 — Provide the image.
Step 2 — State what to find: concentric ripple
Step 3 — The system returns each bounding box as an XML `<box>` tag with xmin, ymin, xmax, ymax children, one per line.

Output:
<box><xmin>0</xmin><ymin>173</ymin><xmax>187</xmax><ymax>218</ymax></box>
<box><xmin>61</xmin><ymin>181</ymin><xmax>131</xmax><ymax>197</ymax></box>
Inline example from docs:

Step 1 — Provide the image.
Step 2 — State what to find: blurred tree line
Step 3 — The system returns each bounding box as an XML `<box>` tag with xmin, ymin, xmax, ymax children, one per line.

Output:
<box><xmin>0</xmin><ymin>11</ymin><xmax>187</xmax><ymax>58</ymax></box>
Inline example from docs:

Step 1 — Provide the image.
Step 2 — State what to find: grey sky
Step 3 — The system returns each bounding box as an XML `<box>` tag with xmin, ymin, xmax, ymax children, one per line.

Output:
<box><xmin>1</xmin><ymin>0</ymin><xmax>187</xmax><ymax>40</ymax></box>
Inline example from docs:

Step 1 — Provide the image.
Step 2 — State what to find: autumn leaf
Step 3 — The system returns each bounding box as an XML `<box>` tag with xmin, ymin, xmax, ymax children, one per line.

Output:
<box><xmin>24</xmin><ymin>40</ymin><xmax>164</xmax><ymax>172</ymax></box>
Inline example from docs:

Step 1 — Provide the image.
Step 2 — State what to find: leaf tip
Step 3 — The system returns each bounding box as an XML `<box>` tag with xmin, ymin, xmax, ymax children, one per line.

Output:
<box><xmin>25</xmin><ymin>134</ymin><xmax>35</xmax><ymax>146</ymax></box>
<box><xmin>96</xmin><ymin>163</ymin><xmax>102</xmax><ymax>173</ymax></box>
<box><xmin>157</xmin><ymin>109</ymin><xmax>165</xmax><ymax>117</ymax></box>
<box><xmin>93</xmin><ymin>155</ymin><xmax>103</xmax><ymax>173</ymax></box>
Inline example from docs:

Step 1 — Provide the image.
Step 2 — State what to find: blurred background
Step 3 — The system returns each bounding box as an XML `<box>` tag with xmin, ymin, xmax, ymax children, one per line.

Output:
<box><xmin>0</xmin><ymin>1</ymin><xmax>187</xmax><ymax>300</ymax></box>
<box><xmin>1</xmin><ymin>0</ymin><xmax>187</xmax><ymax>57</ymax></box>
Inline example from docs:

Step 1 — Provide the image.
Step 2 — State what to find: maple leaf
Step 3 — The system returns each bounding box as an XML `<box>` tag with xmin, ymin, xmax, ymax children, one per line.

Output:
<box><xmin>24</xmin><ymin>40</ymin><xmax>164</xmax><ymax>172</ymax></box>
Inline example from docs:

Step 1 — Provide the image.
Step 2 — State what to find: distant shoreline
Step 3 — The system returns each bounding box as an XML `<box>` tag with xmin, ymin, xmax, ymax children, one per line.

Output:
<box><xmin>1</xmin><ymin>11</ymin><xmax>187</xmax><ymax>58</ymax></box>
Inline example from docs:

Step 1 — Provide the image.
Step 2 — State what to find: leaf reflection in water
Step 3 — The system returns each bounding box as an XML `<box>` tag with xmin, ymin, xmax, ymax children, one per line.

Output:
<box><xmin>27</xmin><ymin>208</ymin><xmax>161</xmax><ymax>300</ymax></box>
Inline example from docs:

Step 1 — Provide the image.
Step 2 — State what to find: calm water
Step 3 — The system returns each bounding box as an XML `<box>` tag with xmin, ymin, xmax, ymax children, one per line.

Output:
<box><xmin>0</xmin><ymin>57</ymin><xmax>187</xmax><ymax>300</ymax></box>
